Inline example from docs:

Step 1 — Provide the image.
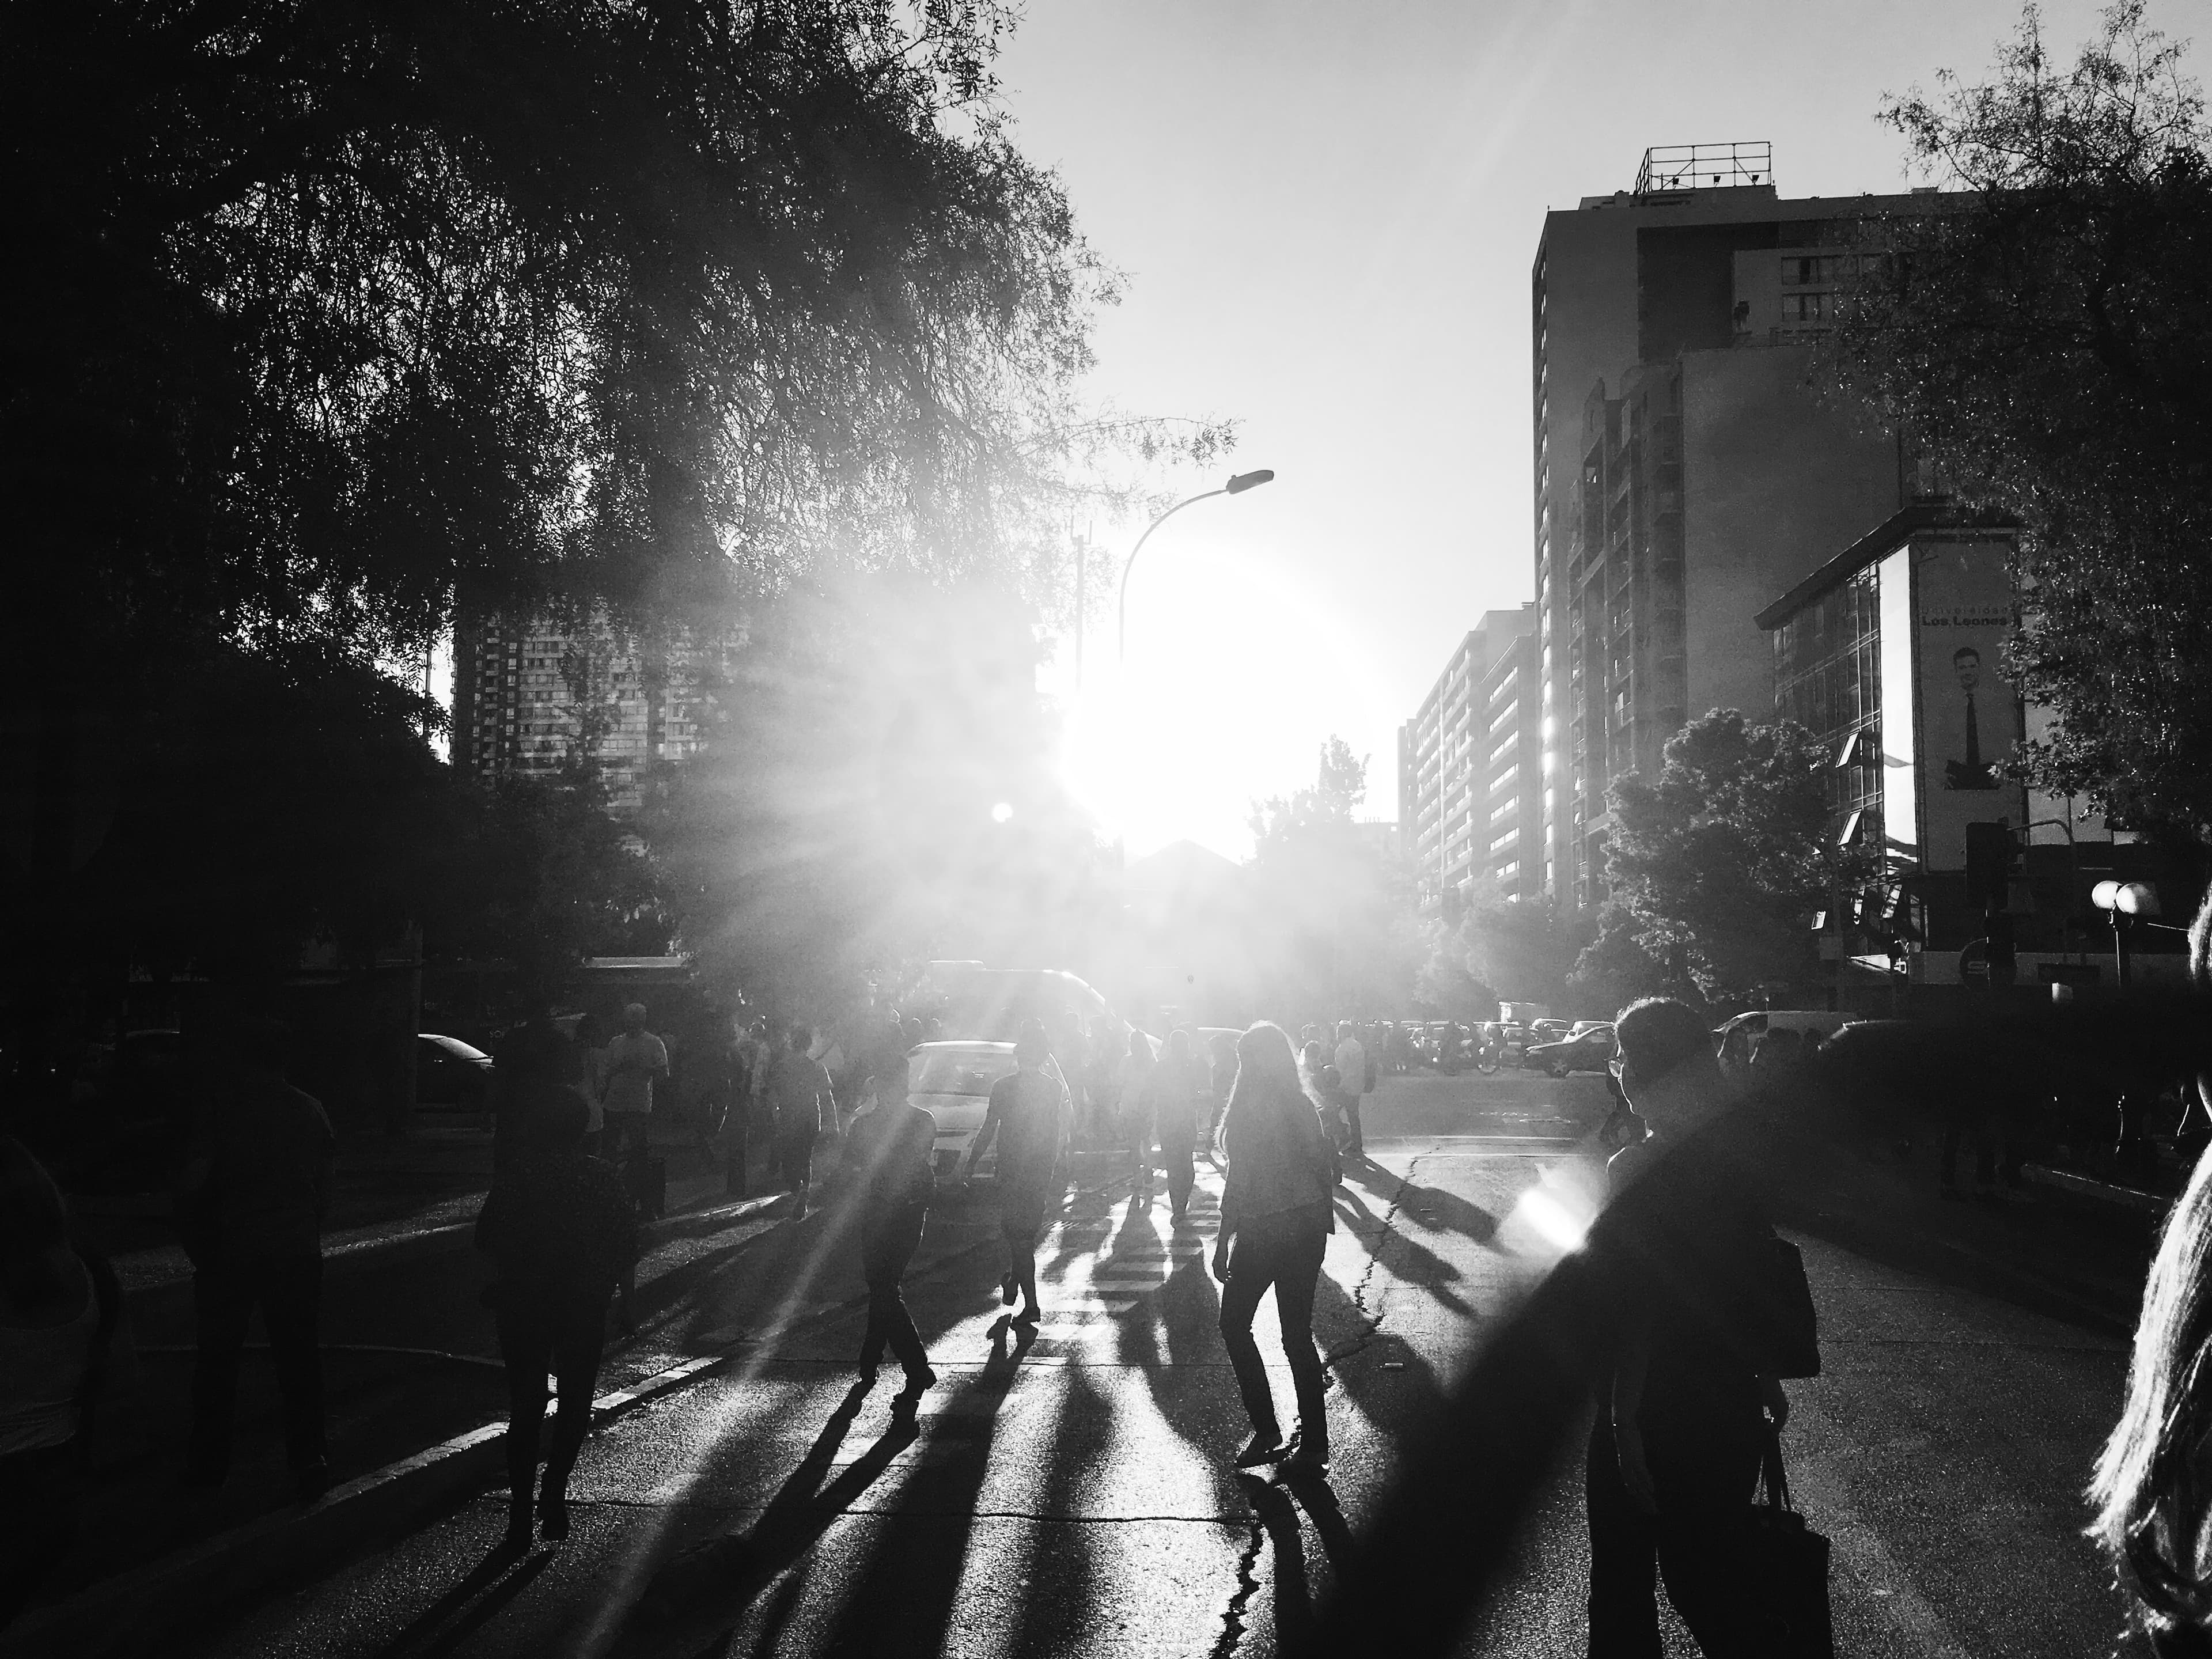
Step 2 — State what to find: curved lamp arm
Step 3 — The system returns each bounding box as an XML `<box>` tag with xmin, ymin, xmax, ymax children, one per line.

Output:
<box><xmin>1116</xmin><ymin>469</ymin><xmax>1274</xmax><ymax>664</ymax></box>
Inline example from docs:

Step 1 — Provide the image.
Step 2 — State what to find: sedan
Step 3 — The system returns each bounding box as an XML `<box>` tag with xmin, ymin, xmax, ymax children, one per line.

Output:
<box><xmin>418</xmin><ymin>1033</ymin><xmax>494</xmax><ymax>1109</ymax></box>
<box><xmin>907</xmin><ymin>1040</ymin><xmax>1072</xmax><ymax>1174</ymax></box>
<box><xmin>1525</xmin><ymin>1024</ymin><xmax>1616</xmax><ymax>1077</ymax></box>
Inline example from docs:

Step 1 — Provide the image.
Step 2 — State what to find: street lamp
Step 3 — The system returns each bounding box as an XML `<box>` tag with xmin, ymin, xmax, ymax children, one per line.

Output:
<box><xmin>2090</xmin><ymin>879</ymin><xmax>2160</xmax><ymax>988</ymax></box>
<box><xmin>1117</xmin><ymin>469</ymin><xmax>1275</xmax><ymax>663</ymax></box>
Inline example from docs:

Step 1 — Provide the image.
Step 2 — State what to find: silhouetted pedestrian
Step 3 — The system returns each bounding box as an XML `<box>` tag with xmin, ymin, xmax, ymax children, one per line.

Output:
<box><xmin>1215</xmin><ymin>1022</ymin><xmax>1338</xmax><ymax>1474</ymax></box>
<box><xmin>573</xmin><ymin>1012</ymin><xmax>609</xmax><ymax>1157</ymax></box>
<box><xmin>0</xmin><ymin>1138</ymin><xmax>135</xmax><ymax>1628</ymax></box>
<box><xmin>1118</xmin><ymin>1029</ymin><xmax>1157</xmax><ymax>1199</ymax></box>
<box><xmin>766</xmin><ymin>1022</ymin><xmax>834</xmax><ymax>1220</ymax></box>
<box><xmin>1334</xmin><ymin>1022</ymin><xmax>1369</xmax><ymax>1156</ymax></box>
<box><xmin>601</xmin><ymin>1002</ymin><xmax>668</xmax><ymax>1164</ymax></box>
<box><xmin>963</xmin><ymin>1024</ymin><xmax>1066</xmax><ymax>1327</ymax></box>
<box><xmin>476</xmin><ymin>1090</ymin><xmax>637</xmax><ymax>1549</ymax></box>
<box><xmin>177</xmin><ymin>1017</ymin><xmax>336</xmax><ymax>1502</ymax></box>
<box><xmin>491</xmin><ymin>999</ymin><xmax>584</xmax><ymax>1171</ymax></box>
<box><xmin>1584</xmin><ymin>997</ymin><xmax>1791</xmax><ymax>1657</ymax></box>
<box><xmin>840</xmin><ymin>1059</ymin><xmax>938</xmax><ymax>1402</ymax></box>
<box><xmin>1146</xmin><ymin>1030</ymin><xmax>1205</xmax><ymax>1222</ymax></box>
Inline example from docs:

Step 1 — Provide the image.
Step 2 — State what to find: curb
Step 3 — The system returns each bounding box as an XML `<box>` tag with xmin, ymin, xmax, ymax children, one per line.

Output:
<box><xmin>2021</xmin><ymin>1162</ymin><xmax>2172</xmax><ymax>1216</ymax></box>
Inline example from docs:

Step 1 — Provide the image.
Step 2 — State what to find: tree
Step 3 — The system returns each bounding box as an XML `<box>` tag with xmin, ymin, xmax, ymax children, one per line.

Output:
<box><xmin>1576</xmin><ymin>710</ymin><xmax>1866</xmax><ymax>1006</ymax></box>
<box><xmin>1243</xmin><ymin>738</ymin><xmax>1417</xmax><ymax>1020</ymax></box>
<box><xmin>1412</xmin><ymin>942</ymin><xmax>1498</xmax><ymax>1025</ymax></box>
<box><xmin>1826</xmin><ymin>0</ymin><xmax>2212</xmax><ymax>839</ymax></box>
<box><xmin>4</xmin><ymin>0</ymin><xmax>1229</xmax><ymax>662</ymax></box>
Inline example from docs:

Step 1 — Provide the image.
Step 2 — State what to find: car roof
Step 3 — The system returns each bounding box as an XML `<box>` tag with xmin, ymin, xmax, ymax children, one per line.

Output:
<box><xmin>912</xmin><ymin>1039</ymin><xmax>1015</xmax><ymax>1055</ymax></box>
<box><xmin>422</xmin><ymin>1033</ymin><xmax>491</xmax><ymax>1062</ymax></box>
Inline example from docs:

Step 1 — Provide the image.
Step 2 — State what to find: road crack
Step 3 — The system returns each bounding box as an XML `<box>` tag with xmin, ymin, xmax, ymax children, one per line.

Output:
<box><xmin>1210</xmin><ymin>1512</ymin><xmax>1266</xmax><ymax>1659</ymax></box>
<box><xmin>1325</xmin><ymin>1154</ymin><xmax>1422</xmax><ymax>1369</ymax></box>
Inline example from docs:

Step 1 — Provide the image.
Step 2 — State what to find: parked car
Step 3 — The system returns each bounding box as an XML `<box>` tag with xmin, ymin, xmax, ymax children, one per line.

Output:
<box><xmin>907</xmin><ymin>1040</ymin><xmax>1073</xmax><ymax>1174</ymax></box>
<box><xmin>1528</xmin><ymin>1018</ymin><xmax>1574</xmax><ymax>1044</ymax></box>
<box><xmin>418</xmin><ymin>1033</ymin><xmax>495</xmax><ymax>1109</ymax></box>
<box><xmin>1526</xmin><ymin>1023</ymin><xmax>1616</xmax><ymax>1077</ymax></box>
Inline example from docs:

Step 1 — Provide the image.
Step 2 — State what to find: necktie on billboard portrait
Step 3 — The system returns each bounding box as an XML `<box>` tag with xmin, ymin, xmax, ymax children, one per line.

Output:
<box><xmin>1749</xmin><ymin>1423</ymin><xmax>1836</xmax><ymax>1658</ymax></box>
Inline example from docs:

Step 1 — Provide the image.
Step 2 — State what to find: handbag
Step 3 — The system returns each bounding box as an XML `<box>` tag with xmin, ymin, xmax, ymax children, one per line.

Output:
<box><xmin>1749</xmin><ymin>1423</ymin><xmax>1835</xmax><ymax>1658</ymax></box>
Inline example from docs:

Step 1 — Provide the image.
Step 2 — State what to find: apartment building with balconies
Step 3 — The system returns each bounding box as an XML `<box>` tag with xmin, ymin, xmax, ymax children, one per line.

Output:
<box><xmin>1400</xmin><ymin>604</ymin><xmax>1539</xmax><ymax>919</ymax></box>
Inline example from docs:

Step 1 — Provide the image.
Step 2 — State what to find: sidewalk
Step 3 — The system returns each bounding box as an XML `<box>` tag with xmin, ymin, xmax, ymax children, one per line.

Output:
<box><xmin>29</xmin><ymin>1120</ymin><xmax>778</xmax><ymax>1629</ymax></box>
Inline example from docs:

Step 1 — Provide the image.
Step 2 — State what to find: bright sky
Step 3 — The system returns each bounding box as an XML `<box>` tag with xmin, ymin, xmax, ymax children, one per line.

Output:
<box><xmin>1004</xmin><ymin>0</ymin><xmax>2123</xmax><ymax>862</ymax></box>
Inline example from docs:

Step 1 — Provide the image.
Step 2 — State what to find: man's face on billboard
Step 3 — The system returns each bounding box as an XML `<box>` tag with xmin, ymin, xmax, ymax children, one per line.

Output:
<box><xmin>1954</xmin><ymin>647</ymin><xmax>1981</xmax><ymax>691</ymax></box>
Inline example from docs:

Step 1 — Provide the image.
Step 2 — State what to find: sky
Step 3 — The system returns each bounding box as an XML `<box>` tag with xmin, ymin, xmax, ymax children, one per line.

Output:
<box><xmin>999</xmin><ymin>0</ymin><xmax>2130</xmax><ymax>862</ymax></box>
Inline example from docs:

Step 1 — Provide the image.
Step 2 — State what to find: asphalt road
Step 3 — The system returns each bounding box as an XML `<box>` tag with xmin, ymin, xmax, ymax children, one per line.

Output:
<box><xmin>176</xmin><ymin>1073</ymin><xmax>2133</xmax><ymax>1658</ymax></box>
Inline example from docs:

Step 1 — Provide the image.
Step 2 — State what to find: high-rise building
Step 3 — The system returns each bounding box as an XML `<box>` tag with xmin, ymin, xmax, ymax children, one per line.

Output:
<box><xmin>1400</xmin><ymin>605</ymin><xmax>1539</xmax><ymax>918</ymax></box>
<box><xmin>451</xmin><ymin>609</ymin><xmax>726</xmax><ymax>810</ymax></box>
<box><xmin>1531</xmin><ymin>143</ymin><xmax>1952</xmax><ymax>910</ymax></box>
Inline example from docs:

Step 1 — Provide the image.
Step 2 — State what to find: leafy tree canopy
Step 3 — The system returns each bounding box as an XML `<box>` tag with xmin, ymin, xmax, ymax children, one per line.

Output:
<box><xmin>1576</xmin><ymin>710</ymin><xmax>1867</xmax><ymax>1006</ymax></box>
<box><xmin>5</xmin><ymin>0</ymin><xmax>1228</xmax><ymax>660</ymax></box>
<box><xmin>1827</xmin><ymin>0</ymin><xmax>2212</xmax><ymax>839</ymax></box>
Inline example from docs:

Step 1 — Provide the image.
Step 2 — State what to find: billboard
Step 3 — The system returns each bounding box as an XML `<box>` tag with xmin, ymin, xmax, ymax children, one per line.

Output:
<box><xmin>1911</xmin><ymin>539</ymin><xmax>2024</xmax><ymax>872</ymax></box>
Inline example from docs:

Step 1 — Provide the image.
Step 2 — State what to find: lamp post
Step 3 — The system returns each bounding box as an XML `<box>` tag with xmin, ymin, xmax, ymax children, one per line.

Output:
<box><xmin>1117</xmin><ymin>469</ymin><xmax>1275</xmax><ymax>664</ymax></box>
<box><xmin>2090</xmin><ymin>880</ymin><xmax>2161</xmax><ymax>989</ymax></box>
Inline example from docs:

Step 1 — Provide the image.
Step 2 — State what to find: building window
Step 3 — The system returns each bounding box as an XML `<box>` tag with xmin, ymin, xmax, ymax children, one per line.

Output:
<box><xmin>1489</xmin><ymin>795</ymin><xmax>1517</xmax><ymax>823</ymax></box>
<box><xmin>1781</xmin><ymin>254</ymin><xmax>1841</xmax><ymax>286</ymax></box>
<box><xmin>1488</xmin><ymin>828</ymin><xmax>1519</xmax><ymax>854</ymax></box>
<box><xmin>1781</xmin><ymin>291</ymin><xmax>1830</xmax><ymax>323</ymax></box>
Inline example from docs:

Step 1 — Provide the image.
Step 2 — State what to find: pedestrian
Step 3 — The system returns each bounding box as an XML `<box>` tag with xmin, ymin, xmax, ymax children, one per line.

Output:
<box><xmin>717</xmin><ymin>1014</ymin><xmax>753</xmax><ymax>1198</ymax></box>
<box><xmin>766</xmin><ymin>1022</ymin><xmax>834</xmax><ymax>1220</ymax></box>
<box><xmin>1334</xmin><ymin>1021</ymin><xmax>1369</xmax><ymax>1157</ymax></box>
<box><xmin>1582</xmin><ymin>997</ymin><xmax>1793</xmax><ymax>1657</ymax></box>
<box><xmin>600</xmin><ymin>1002</ymin><xmax>669</xmax><ymax>1165</ymax></box>
<box><xmin>1088</xmin><ymin>1015</ymin><xmax>1122</xmax><ymax>1147</ymax></box>
<box><xmin>475</xmin><ymin>1090</ymin><xmax>638</xmax><ymax>1549</ymax></box>
<box><xmin>1118</xmin><ymin>1029</ymin><xmax>1157</xmax><ymax>1199</ymax></box>
<box><xmin>2092</xmin><ymin>887</ymin><xmax>2212</xmax><ymax>1654</ymax></box>
<box><xmin>1214</xmin><ymin>1022</ymin><xmax>1338</xmax><ymax>1474</ymax></box>
<box><xmin>0</xmin><ymin>1138</ymin><xmax>135</xmax><ymax>1628</ymax></box>
<box><xmin>491</xmin><ymin>997</ymin><xmax>584</xmax><ymax>1171</ymax></box>
<box><xmin>1051</xmin><ymin>1011</ymin><xmax>1091</xmax><ymax>1143</ymax></box>
<box><xmin>1301</xmin><ymin>1039</ymin><xmax>1347</xmax><ymax>1149</ymax></box>
<box><xmin>962</xmin><ymin>1024</ymin><xmax>1067</xmax><ymax>1328</ymax></box>
<box><xmin>839</xmin><ymin>1058</ymin><xmax>939</xmax><ymax>1403</ymax></box>
<box><xmin>176</xmin><ymin>1016</ymin><xmax>337</xmax><ymax>1502</ymax></box>
<box><xmin>1145</xmin><ymin>1030</ymin><xmax>1206</xmax><ymax>1222</ymax></box>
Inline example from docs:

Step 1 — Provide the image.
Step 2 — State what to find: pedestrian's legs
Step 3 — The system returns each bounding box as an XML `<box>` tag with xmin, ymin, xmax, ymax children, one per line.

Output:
<box><xmin>1647</xmin><ymin>1418</ymin><xmax>1768</xmax><ymax>1658</ymax></box>
<box><xmin>1002</xmin><ymin>1215</ymin><xmax>1041</xmax><ymax>1319</ymax></box>
<box><xmin>541</xmin><ymin>1291</ymin><xmax>610</xmax><ymax>1519</ymax></box>
<box><xmin>257</xmin><ymin>1252</ymin><xmax>328</xmax><ymax>1472</ymax></box>
<box><xmin>1163</xmin><ymin>1139</ymin><xmax>1195</xmax><ymax>1218</ymax></box>
<box><xmin>861</xmin><ymin>1209</ymin><xmax>928</xmax><ymax>1378</ymax></box>
<box><xmin>187</xmin><ymin>1265</ymin><xmax>253</xmax><ymax>1482</ymax></box>
<box><xmin>495</xmin><ymin>1296</ymin><xmax>556</xmax><ymax>1536</ymax></box>
<box><xmin>1215</xmin><ymin>1237</ymin><xmax>1284</xmax><ymax>1443</ymax></box>
<box><xmin>1584</xmin><ymin>1415</ymin><xmax>1664</xmax><ymax>1659</ymax></box>
<box><xmin>1270</xmin><ymin>1228</ymin><xmax>1329</xmax><ymax>1456</ymax></box>
<box><xmin>1343</xmin><ymin>1093</ymin><xmax>1365</xmax><ymax>1156</ymax></box>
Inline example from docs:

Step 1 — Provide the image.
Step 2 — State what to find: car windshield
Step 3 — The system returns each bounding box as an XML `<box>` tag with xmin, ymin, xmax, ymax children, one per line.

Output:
<box><xmin>912</xmin><ymin>1051</ymin><xmax>1016</xmax><ymax>1097</ymax></box>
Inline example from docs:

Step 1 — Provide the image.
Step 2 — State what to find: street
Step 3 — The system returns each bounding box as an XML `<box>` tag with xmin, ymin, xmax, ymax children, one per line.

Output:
<box><xmin>162</xmin><ymin>1073</ymin><xmax>2133</xmax><ymax>1658</ymax></box>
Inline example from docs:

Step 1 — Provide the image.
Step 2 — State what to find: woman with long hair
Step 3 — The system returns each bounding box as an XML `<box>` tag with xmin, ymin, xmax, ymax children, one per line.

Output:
<box><xmin>2090</xmin><ymin>885</ymin><xmax>2212</xmax><ymax>1654</ymax></box>
<box><xmin>1214</xmin><ymin>1022</ymin><xmax>1339</xmax><ymax>1474</ymax></box>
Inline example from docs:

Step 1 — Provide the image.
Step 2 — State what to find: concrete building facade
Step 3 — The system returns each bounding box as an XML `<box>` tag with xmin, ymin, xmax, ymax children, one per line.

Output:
<box><xmin>1531</xmin><ymin>144</ymin><xmax>1952</xmax><ymax>910</ymax></box>
<box><xmin>452</xmin><ymin>610</ymin><xmax>726</xmax><ymax>810</ymax></box>
<box><xmin>1400</xmin><ymin>605</ymin><xmax>1539</xmax><ymax>919</ymax></box>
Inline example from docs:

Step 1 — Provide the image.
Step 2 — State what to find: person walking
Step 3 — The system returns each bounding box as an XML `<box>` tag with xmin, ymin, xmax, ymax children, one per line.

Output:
<box><xmin>1206</xmin><ymin>1031</ymin><xmax>1238</xmax><ymax>1159</ymax></box>
<box><xmin>491</xmin><ymin>998</ymin><xmax>584</xmax><ymax>1171</ymax></box>
<box><xmin>600</xmin><ymin>1002</ymin><xmax>669</xmax><ymax>1165</ymax></box>
<box><xmin>475</xmin><ymin>1091</ymin><xmax>638</xmax><ymax>1549</ymax></box>
<box><xmin>962</xmin><ymin>1025</ymin><xmax>1067</xmax><ymax>1327</ymax></box>
<box><xmin>766</xmin><ymin>1023</ymin><xmax>835</xmax><ymax>1220</ymax></box>
<box><xmin>177</xmin><ymin>1016</ymin><xmax>338</xmax><ymax>1502</ymax></box>
<box><xmin>1145</xmin><ymin>1031</ymin><xmax>1206</xmax><ymax>1222</ymax></box>
<box><xmin>1333</xmin><ymin>1022</ymin><xmax>1369</xmax><ymax>1157</ymax></box>
<box><xmin>1118</xmin><ymin>1029</ymin><xmax>1157</xmax><ymax>1201</ymax></box>
<box><xmin>1214</xmin><ymin>1022</ymin><xmax>1339</xmax><ymax>1474</ymax></box>
<box><xmin>0</xmin><ymin>1139</ymin><xmax>135</xmax><ymax>1628</ymax></box>
<box><xmin>839</xmin><ymin>1058</ymin><xmax>938</xmax><ymax>1402</ymax></box>
<box><xmin>1582</xmin><ymin>997</ymin><xmax>1792</xmax><ymax>1658</ymax></box>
